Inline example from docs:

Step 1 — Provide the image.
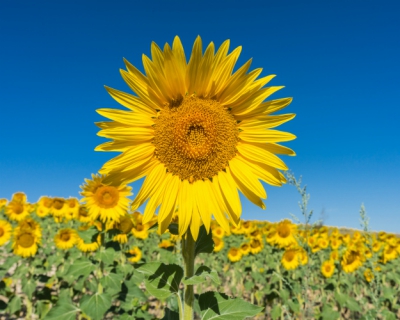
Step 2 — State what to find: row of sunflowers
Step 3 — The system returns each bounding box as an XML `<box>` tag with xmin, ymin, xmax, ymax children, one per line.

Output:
<box><xmin>1</xmin><ymin>190</ymin><xmax>400</xmax><ymax>319</ymax></box>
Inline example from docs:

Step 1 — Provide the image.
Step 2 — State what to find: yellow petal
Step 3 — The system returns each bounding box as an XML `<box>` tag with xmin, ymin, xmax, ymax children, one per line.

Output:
<box><xmin>237</xmin><ymin>142</ymin><xmax>288</xmax><ymax>170</ymax></box>
<box><xmin>240</xmin><ymin>129</ymin><xmax>296</xmax><ymax>143</ymax></box>
<box><xmin>238</xmin><ymin>114</ymin><xmax>296</xmax><ymax>130</ymax></box>
<box><xmin>194</xmin><ymin>180</ymin><xmax>211</xmax><ymax>233</ymax></box>
<box><xmin>186</xmin><ymin>35</ymin><xmax>203</xmax><ymax>94</ymax></box>
<box><xmin>217</xmin><ymin>171</ymin><xmax>241</xmax><ymax>223</ymax></box>
<box><xmin>96</xmin><ymin>108</ymin><xmax>154</xmax><ymax>127</ymax></box>
<box><xmin>235</xmin><ymin>97</ymin><xmax>293</xmax><ymax>120</ymax></box>
<box><xmin>190</xmin><ymin>202</ymin><xmax>202</xmax><ymax>241</ymax></box>
<box><xmin>229</xmin><ymin>157</ymin><xmax>266</xmax><ymax>199</ymax></box>
<box><xmin>178</xmin><ymin>180</ymin><xmax>192</xmax><ymax>237</ymax></box>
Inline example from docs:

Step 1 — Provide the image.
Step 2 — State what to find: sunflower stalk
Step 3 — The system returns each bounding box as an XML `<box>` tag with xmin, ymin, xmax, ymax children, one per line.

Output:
<box><xmin>182</xmin><ymin>230</ymin><xmax>195</xmax><ymax>320</ymax></box>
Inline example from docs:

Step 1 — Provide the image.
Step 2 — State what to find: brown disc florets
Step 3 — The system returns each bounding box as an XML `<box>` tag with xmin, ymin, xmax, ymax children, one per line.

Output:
<box><xmin>153</xmin><ymin>95</ymin><xmax>238</xmax><ymax>181</ymax></box>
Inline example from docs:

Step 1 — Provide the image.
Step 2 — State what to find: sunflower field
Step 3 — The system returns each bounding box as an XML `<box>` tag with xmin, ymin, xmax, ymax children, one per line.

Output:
<box><xmin>0</xmin><ymin>190</ymin><xmax>399</xmax><ymax>320</ymax></box>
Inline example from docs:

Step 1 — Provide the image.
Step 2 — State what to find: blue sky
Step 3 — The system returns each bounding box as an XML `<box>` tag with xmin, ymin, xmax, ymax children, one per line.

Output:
<box><xmin>1</xmin><ymin>0</ymin><xmax>399</xmax><ymax>233</ymax></box>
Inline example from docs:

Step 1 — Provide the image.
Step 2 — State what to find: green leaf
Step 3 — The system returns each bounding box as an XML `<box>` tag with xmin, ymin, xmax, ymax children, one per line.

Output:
<box><xmin>195</xmin><ymin>225</ymin><xmax>214</xmax><ymax>256</ymax></box>
<box><xmin>7</xmin><ymin>295</ymin><xmax>21</xmax><ymax>315</ymax></box>
<box><xmin>162</xmin><ymin>307</ymin><xmax>180</xmax><ymax>320</ymax></box>
<box><xmin>36</xmin><ymin>300</ymin><xmax>51</xmax><ymax>319</ymax></box>
<box><xmin>79</xmin><ymin>292</ymin><xmax>113</xmax><ymax>320</ymax></box>
<box><xmin>65</xmin><ymin>257</ymin><xmax>96</xmax><ymax>278</ymax></box>
<box><xmin>95</xmin><ymin>247</ymin><xmax>117</xmax><ymax>266</ymax></box>
<box><xmin>45</xmin><ymin>301</ymin><xmax>80</xmax><ymax>320</ymax></box>
<box><xmin>270</xmin><ymin>304</ymin><xmax>281</xmax><ymax>320</ymax></box>
<box><xmin>183</xmin><ymin>266</ymin><xmax>221</xmax><ymax>286</ymax></box>
<box><xmin>320</xmin><ymin>304</ymin><xmax>340</xmax><ymax>320</ymax></box>
<box><xmin>287</xmin><ymin>299</ymin><xmax>300</xmax><ymax>314</ymax></box>
<box><xmin>100</xmin><ymin>272</ymin><xmax>123</xmax><ymax>296</ymax></box>
<box><xmin>77</xmin><ymin>227</ymin><xmax>99</xmax><ymax>243</ymax></box>
<box><xmin>22</xmin><ymin>278</ymin><xmax>37</xmax><ymax>299</ymax></box>
<box><xmin>136</xmin><ymin>262</ymin><xmax>183</xmax><ymax>300</ymax></box>
<box><xmin>199</xmin><ymin>291</ymin><xmax>264</xmax><ymax>320</ymax></box>
<box><xmin>334</xmin><ymin>291</ymin><xmax>361</xmax><ymax>312</ymax></box>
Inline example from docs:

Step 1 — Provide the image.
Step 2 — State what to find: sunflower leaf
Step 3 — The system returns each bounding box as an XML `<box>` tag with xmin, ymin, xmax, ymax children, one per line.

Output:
<box><xmin>195</xmin><ymin>225</ymin><xmax>214</xmax><ymax>256</ymax></box>
<box><xmin>65</xmin><ymin>257</ymin><xmax>96</xmax><ymax>278</ymax></box>
<box><xmin>182</xmin><ymin>266</ymin><xmax>221</xmax><ymax>286</ymax></box>
<box><xmin>80</xmin><ymin>292</ymin><xmax>113</xmax><ymax>320</ymax></box>
<box><xmin>198</xmin><ymin>291</ymin><xmax>264</xmax><ymax>320</ymax></box>
<box><xmin>136</xmin><ymin>262</ymin><xmax>183</xmax><ymax>300</ymax></box>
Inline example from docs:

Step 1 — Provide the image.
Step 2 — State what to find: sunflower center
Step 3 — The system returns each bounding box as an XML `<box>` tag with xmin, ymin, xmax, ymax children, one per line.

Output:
<box><xmin>61</xmin><ymin>232</ymin><xmax>71</xmax><ymax>242</ymax></box>
<box><xmin>231</xmin><ymin>248</ymin><xmax>239</xmax><ymax>256</ymax></box>
<box><xmin>278</xmin><ymin>225</ymin><xmax>291</xmax><ymax>238</ymax></box>
<box><xmin>153</xmin><ymin>95</ymin><xmax>238</xmax><ymax>181</ymax></box>
<box><xmin>13</xmin><ymin>203</ymin><xmax>24</xmax><ymax>215</ymax></box>
<box><xmin>18</xmin><ymin>233</ymin><xmax>35</xmax><ymax>248</ymax></box>
<box><xmin>251</xmin><ymin>239</ymin><xmax>261</xmax><ymax>248</ymax></box>
<box><xmin>95</xmin><ymin>186</ymin><xmax>119</xmax><ymax>207</ymax></box>
<box><xmin>325</xmin><ymin>265</ymin><xmax>332</xmax><ymax>272</ymax></box>
<box><xmin>0</xmin><ymin>228</ymin><xmax>4</xmax><ymax>237</ymax></box>
<box><xmin>118</xmin><ymin>217</ymin><xmax>134</xmax><ymax>234</ymax></box>
<box><xmin>53</xmin><ymin>199</ymin><xmax>64</xmax><ymax>210</ymax></box>
<box><xmin>285</xmin><ymin>250</ymin><xmax>296</xmax><ymax>261</ymax></box>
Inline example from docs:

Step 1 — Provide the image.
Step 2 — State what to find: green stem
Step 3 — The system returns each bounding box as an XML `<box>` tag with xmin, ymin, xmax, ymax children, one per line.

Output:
<box><xmin>182</xmin><ymin>231</ymin><xmax>195</xmax><ymax>320</ymax></box>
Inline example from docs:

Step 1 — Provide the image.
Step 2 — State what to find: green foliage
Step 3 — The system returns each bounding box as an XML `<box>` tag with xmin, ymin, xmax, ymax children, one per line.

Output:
<box><xmin>79</xmin><ymin>292</ymin><xmax>113</xmax><ymax>320</ymax></box>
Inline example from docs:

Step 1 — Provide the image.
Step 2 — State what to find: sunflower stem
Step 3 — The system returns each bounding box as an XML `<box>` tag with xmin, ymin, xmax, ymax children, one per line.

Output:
<box><xmin>182</xmin><ymin>230</ymin><xmax>195</xmax><ymax>320</ymax></box>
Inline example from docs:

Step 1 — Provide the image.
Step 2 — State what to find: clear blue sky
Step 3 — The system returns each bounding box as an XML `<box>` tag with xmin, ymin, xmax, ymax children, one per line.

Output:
<box><xmin>1</xmin><ymin>0</ymin><xmax>399</xmax><ymax>233</ymax></box>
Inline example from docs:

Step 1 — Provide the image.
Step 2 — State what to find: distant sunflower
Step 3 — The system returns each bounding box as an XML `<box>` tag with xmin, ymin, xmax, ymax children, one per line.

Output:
<box><xmin>77</xmin><ymin>235</ymin><xmax>100</xmax><ymax>252</ymax></box>
<box><xmin>131</xmin><ymin>222</ymin><xmax>149</xmax><ymax>240</ymax></box>
<box><xmin>240</xmin><ymin>242</ymin><xmax>251</xmax><ymax>255</ymax></box>
<box><xmin>341</xmin><ymin>248</ymin><xmax>363</xmax><ymax>273</ymax></box>
<box><xmin>5</xmin><ymin>201</ymin><xmax>30</xmax><ymax>222</ymax></box>
<box><xmin>11</xmin><ymin>192</ymin><xmax>27</xmax><ymax>203</ymax></box>
<box><xmin>80</xmin><ymin>174</ymin><xmax>132</xmax><ymax>223</ymax></box>
<box><xmin>227</xmin><ymin>247</ymin><xmax>242</xmax><ymax>262</ymax></box>
<box><xmin>0</xmin><ymin>220</ymin><xmax>12</xmax><ymax>246</ymax></box>
<box><xmin>159</xmin><ymin>239</ymin><xmax>174</xmax><ymax>249</ymax></box>
<box><xmin>212</xmin><ymin>227</ymin><xmax>225</xmax><ymax>239</ymax></box>
<box><xmin>330</xmin><ymin>250</ymin><xmax>340</xmax><ymax>261</ymax></box>
<box><xmin>36</xmin><ymin>196</ymin><xmax>53</xmax><ymax>218</ymax></box>
<box><xmin>54</xmin><ymin>228</ymin><xmax>78</xmax><ymax>250</ymax></box>
<box><xmin>213</xmin><ymin>237</ymin><xmax>224</xmax><ymax>252</ymax></box>
<box><xmin>364</xmin><ymin>268</ymin><xmax>374</xmax><ymax>283</ymax></box>
<box><xmin>249</xmin><ymin>238</ymin><xmax>263</xmax><ymax>254</ymax></box>
<box><xmin>281</xmin><ymin>248</ymin><xmax>300</xmax><ymax>270</ymax></box>
<box><xmin>274</xmin><ymin>219</ymin><xmax>297</xmax><ymax>248</ymax></box>
<box><xmin>15</xmin><ymin>218</ymin><xmax>42</xmax><ymax>240</ymax></box>
<box><xmin>321</xmin><ymin>260</ymin><xmax>335</xmax><ymax>278</ymax></box>
<box><xmin>64</xmin><ymin>198</ymin><xmax>80</xmax><ymax>221</ymax></box>
<box><xmin>0</xmin><ymin>199</ymin><xmax>8</xmax><ymax>209</ymax></box>
<box><xmin>12</xmin><ymin>229</ymin><xmax>40</xmax><ymax>257</ymax></box>
<box><xmin>51</xmin><ymin>197</ymin><xmax>67</xmax><ymax>218</ymax></box>
<box><xmin>77</xmin><ymin>206</ymin><xmax>92</xmax><ymax>223</ymax></box>
<box><xmin>96</xmin><ymin>36</ymin><xmax>295</xmax><ymax>240</ymax></box>
<box><xmin>128</xmin><ymin>246</ymin><xmax>142</xmax><ymax>263</ymax></box>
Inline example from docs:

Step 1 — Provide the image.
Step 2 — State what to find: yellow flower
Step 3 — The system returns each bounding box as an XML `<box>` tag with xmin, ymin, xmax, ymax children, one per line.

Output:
<box><xmin>132</xmin><ymin>223</ymin><xmax>149</xmax><ymax>240</ymax></box>
<box><xmin>281</xmin><ymin>248</ymin><xmax>300</xmax><ymax>270</ymax></box>
<box><xmin>35</xmin><ymin>196</ymin><xmax>53</xmax><ymax>218</ymax></box>
<box><xmin>80</xmin><ymin>174</ymin><xmax>132</xmax><ymax>223</ymax></box>
<box><xmin>318</xmin><ymin>238</ymin><xmax>329</xmax><ymax>250</ymax></box>
<box><xmin>240</xmin><ymin>243</ymin><xmax>251</xmax><ymax>255</ymax></box>
<box><xmin>227</xmin><ymin>247</ymin><xmax>242</xmax><ymax>262</ymax></box>
<box><xmin>15</xmin><ymin>218</ymin><xmax>42</xmax><ymax>240</ymax></box>
<box><xmin>341</xmin><ymin>248</ymin><xmax>363</xmax><ymax>273</ymax></box>
<box><xmin>77</xmin><ymin>236</ymin><xmax>100</xmax><ymax>252</ymax></box>
<box><xmin>0</xmin><ymin>198</ymin><xmax>8</xmax><ymax>209</ymax></box>
<box><xmin>77</xmin><ymin>205</ymin><xmax>92</xmax><ymax>223</ymax></box>
<box><xmin>11</xmin><ymin>192</ymin><xmax>27</xmax><ymax>203</ymax></box>
<box><xmin>364</xmin><ymin>268</ymin><xmax>374</xmax><ymax>282</ymax></box>
<box><xmin>12</xmin><ymin>229</ymin><xmax>40</xmax><ymax>257</ymax></box>
<box><xmin>5</xmin><ymin>201</ymin><xmax>30</xmax><ymax>221</ymax></box>
<box><xmin>329</xmin><ymin>236</ymin><xmax>342</xmax><ymax>250</ymax></box>
<box><xmin>54</xmin><ymin>229</ymin><xmax>78</xmax><ymax>250</ymax></box>
<box><xmin>249</xmin><ymin>238</ymin><xmax>263</xmax><ymax>254</ymax></box>
<box><xmin>213</xmin><ymin>237</ymin><xmax>224</xmax><ymax>252</ymax></box>
<box><xmin>298</xmin><ymin>247</ymin><xmax>308</xmax><ymax>265</ymax></box>
<box><xmin>341</xmin><ymin>234</ymin><xmax>351</xmax><ymax>245</ymax></box>
<box><xmin>330</xmin><ymin>250</ymin><xmax>340</xmax><ymax>261</ymax></box>
<box><xmin>274</xmin><ymin>220</ymin><xmax>297</xmax><ymax>248</ymax></box>
<box><xmin>230</xmin><ymin>223</ymin><xmax>243</xmax><ymax>235</ymax></box>
<box><xmin>64</xmin><ymin>198</ymin><xmax>80</xmax><ymax>221</ymax></box>
<box><xmin>128</xmin><ymin>246</ymin><xmax>142</xmax><ymax>263</ymax></box>
<box><xmin>321</xmin><ymin>260</ymin><xmax>335</xmax><ymax>278</ymax></box>
<box><xmin>240</xmin><ymin>221</ymin><xmax>255</xmax><ymax>235</ymax></box>
<box><xmin>0</xmin><ymin>220</ymin><xmax>12</xmax><ymax>246</ymax></box>
<box><xmin>382</xmin><ymin>244</ymin><xmax>398</xmax><ymax>264</ymax></box>
<box><xmin>113</xmin><ymin>234</ymin><xmax>128</xmax><ymax>244</ymax></box>
<box><xmin>96</xmin><ymin>36</ymin><xmax>295</xmax><ymax>240</ymax></box>
<box><xmin>159</xmin><ymin>239</ymin><xmax>174</xmax><ymax>249</ymax></box>
<box><xmin>50</xmin><ymin>197</ymin><xmax>67</xmax><ymax>218</ymax></box>
<box><xmin>212</xmin><ymin>227</ymin><xmax>225</xmax><ymax>239</ymax></box>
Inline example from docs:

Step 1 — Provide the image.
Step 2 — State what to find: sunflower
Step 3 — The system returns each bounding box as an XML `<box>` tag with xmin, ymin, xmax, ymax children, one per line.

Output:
<box><xmin>54</xmin><ymin>228</ymin><xmax>78</xmax><ymax>250</ymax></box>
<box><xmin>131</xmin><ymin>222</ymin><xmax>149</xmax><ymax>240</ymax></box>
<box><xmin>240</xmin><ymin>221</ymin><xmax>255</xmax><ymax>235</ymax></box>
<box><xmin>50</xmin><ymin>197</ymin><xmax>67</xmax><ymax>218</ymax></box>
<box><xmin>318</xmin><ymin>238</ymin><xmax>329</xmax><ymax>250</ymax></box>
<box><xmin>364</xmin><ymin>268</ymin><xmax>374</xmax><ymax>283</ymax></box>
<box><xmin>77</xmin><ymin>205</ymin><xmax>92</xmax><ymax>223</ymax></box>
<box><xmin>274</xmin><ymin>219</ymin><xmax>297</xmax><ymax>248</ymax></box>
<box><xmin>159</xmin><ymin>239</ymin><xmax>174</xmax><ymax>249</ymax></box>
<box><xmin>330</xmin><ymin>236</ymin><xmax>342</xmax><ymax>250</ymax></box>
<box><xmin>0</xmin><ymin>220</ymin><xmax>12</xmax><ymax>246</ymax></box>
<box><xmin>281</xmin><ymin>248</ymin><xmax>300</xmax><ymax>270</ymax></box>
<box><xmin>382</xmin><ymin>244</ymin><xmax>398</xmax><ymax>264</ymax></box>
<box><xmin>341</xmin><ymin>248</ymin><xmax>364</xmax><ymax>273</ymax></box>
<box><xmin>96</xmin><ymin>36</ymin><xmax>295</xmax><ymax>240</ymax></box>
<box><xmin>321</xmin><ymin>260</ymin><xmax>335</xmax><ymax>278</ymax></box>
<box><xmin>212</xmin><ymin>227</ymin><xmax>225</xmax><ymax>239</ymax></box>
<box><xmin>35</xmin><ymin>196</ymin><xmax>53</xmax><ymax>218</ymax></box>
<box><xmin>15</xmin><ymin>218</ymin><xmax>42</xmax><ymax>240</ymax></box>
<box><xmin>240</xmin><ymin>243</ymin><xmax>251</xmax><ymax>255</ymax></box>
<box><xmin>330</xmin><ymin>250</ymin><xmax>340</xmax><ymax>261</ymax></box>
<box><xmin>249</xmin><ymin>238</ymin><xmax>263</xmax><ymax>254</ymax></box>
<box><xmin>80</xmin><ymin>174</ymin><xmax>132</xmax><ymax>223</ymax></box>
<box><xmin>12</xmin><ymin>228</ymin><xmax>40</xmax><ymax>257</ymax></box>
<box><xmin>77</xmin><ymin>234</ymin><xmax>101</xmax><ymax>252</ymax></box>
<box><xmin>5</xmin><ymin>201</ymin><xmax>30</xmax><ymax>221</ymax></box>
<box><xmin>0</xmin><ymin>199</ymin><xmax>8</xmax><ymax>209</ymax></box>
<box><xmin>11</xmin><ymin>192</ymin><xmax>27</xmax><ymax>203</ymax></box>
<box><xmin>128</xmin><ymin>246</ymin><xmax>142</xmax><ymax>263</ymax></box>
<box><xmin>64</xmin><ymin>198</ymin><xmax>80</xmax><ymax>221</ymax></box>
<box><xmin>213</xmin><ymin>237</ymin><xmax>224</xmax><ymax>252</ymax></box>
<box><xmin>227</xmin><ymin>247</ymin><xmax>242</xmax><ymax>262</ymax></box>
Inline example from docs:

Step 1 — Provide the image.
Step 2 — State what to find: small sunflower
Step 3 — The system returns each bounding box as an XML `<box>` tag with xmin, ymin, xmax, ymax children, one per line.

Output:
<box><xmin>321</xmin><ymin>260</ymin><xmax>335</xmax><ymax>278</ymax></box>
<box><xmin>341</xmin><ymin>248</ymin><xmax>364</xmax><ymax>273</ymax></box>
<box><xmin>77</xmin><ymin>235</ymin><xmax>100</xmax><ymax>252</ymax></box>
<box><xmin>5</xmin><ymin>201</ymin><xmax>30</xmax><ymax>221</ymax></box>
<box><xmin>0</xmin><ymin>220</ymin><xmax>12</xmax><ymax>246</ymax></box>
<box><xmin>97</xmin><ymin>36</ymin><xmax>295</xmax><ymax>240</ymax></box>
<box><xmin>274</xmin><ymin>219</ymin><xmax>297</xmax><ymax>248</ymax></box>
<box><xmin>12</xmin><ymin>229</ymin><xmax>40</xmax><ymax>257</ymax></box>
<box><xmin>35</xmin><ymin>196</ymin><xmax>53</xmax><ymax>218</ymax></box>
<box><xmin>212</xmin><ymin>227</ymin><xmax>225</xmax><ymax>239</ymax></box>
<box><xmin>281</xmin><ymin>248</ymin><xmax>300</xmax><ymax>270</ymax></box>
<box><xmin>0</xmin><ymin>199</ymin><xmax>9</xmax><ymax>209</ymax></box>
<box><xmin>330</xmin><ymin>250</ymin><xmax>340</xmax><ymax>261</ymax></box>
<box><xmin>54</xmin><ymin>228</ymin><xmax>78</xmax><ymax>250</ymax></box>
<box><xmin>249</xmin><ymin>238</ymin><xmax>263</xmax><ymax>254</ymax></box>
<box><xmin>11</xmin><ymin>192</ymin><xmax>27</xmax><ymax>203</ymax></box>
<box><xmin>213</xmin><ymin>237</ymin><xmax>224</xmax><ymax>252</ymax></box>
<box><xmin>330</xmin><ymin>236</ymin><xmax>342</xmax><ymax>250</ymax></box>
<box><xmin>240</xmin><ymin>243</ymin><xmax>251</xmax><ymax>255</ymax></box>
<box><xmin>364</xmin><ymin>268</ymin><xmax>374</xmax><ymax>283</ymax></box>
<box><xmin>77</xmin><ymin>205</ymin><xmax>92</xmax><ymax>223</ymax></box>
<box><xmin>80</xmin><ymin>174</ymin><xmax>132</xmax><ymax>223</ymax></box>
<box><xmin>15</xmin><ymin>218</ymin><xmax>42</xmax><ymax>240</ymax></box>
<box><xmin>64</xmin><ymin>198</ymin><xmax>80</xmax><ymax>221</ymax></box>
<box><xmin>51</xmin><ymin>197</ymin><xmax>67</xmax><ymax>218</ymax></box>
<box><xmin>159</xmin><ymin>239</ymin><xmax>174</xmax><ymax>249</ymax></box>
<box><xmin>318</xmin><ymin>238</ymin><xmax>329</xmax><ymax>250</ymax></box>
<box><xmin>382</xmin><ymin>244</ymin><xmax>398</xmax><ymax>264</ymax></box>
<box><xmin>227</xmin><ymin>247</ymin><xmax>242</xmax><ymax>262</ymax></box>
<box><xmin>132</xmin><ymin>222</ymin><xmax>149</xmax><ymax>240</ymax></box>
<box><xmin>128</xmin><ymin>246</ymin><xmax>142</xmax><ymax>263</ymax></box>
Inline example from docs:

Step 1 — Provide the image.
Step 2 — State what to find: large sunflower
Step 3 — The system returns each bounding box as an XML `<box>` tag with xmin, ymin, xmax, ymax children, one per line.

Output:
<box><xmin>96</xmin><ymin>36</ymin><xmax>295</xmax><ymax>239</ymax></box>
